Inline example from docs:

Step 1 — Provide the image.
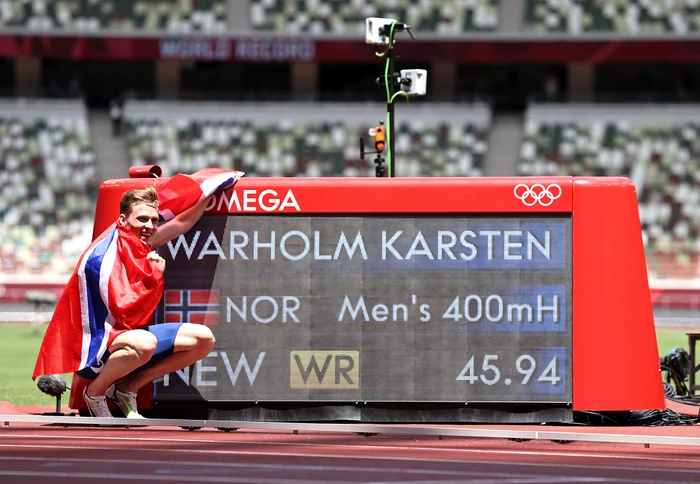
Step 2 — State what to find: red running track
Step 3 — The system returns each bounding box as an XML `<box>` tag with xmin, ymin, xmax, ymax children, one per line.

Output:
<box><xmin>1</xmin><ymin>423</ymin><xmax>700</xmax><ymax>483</ymax></box>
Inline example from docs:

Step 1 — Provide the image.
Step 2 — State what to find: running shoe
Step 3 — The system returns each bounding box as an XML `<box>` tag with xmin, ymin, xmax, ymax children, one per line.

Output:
<box><xmin>106</xmin><ymin>384</ymin><xmax>145</xmax><ymax>419</ymax></box>
<box><xmin>83</xmin><ymin>386</ymin><xmax>112</xmax><ymax>418</ymax></box>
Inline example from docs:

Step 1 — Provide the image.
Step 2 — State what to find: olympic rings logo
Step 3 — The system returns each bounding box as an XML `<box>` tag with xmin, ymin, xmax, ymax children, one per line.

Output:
<box><xmin>513</xmin><ymin>183</ymin><xmax>562</xmax><ymax>207</ymax></box>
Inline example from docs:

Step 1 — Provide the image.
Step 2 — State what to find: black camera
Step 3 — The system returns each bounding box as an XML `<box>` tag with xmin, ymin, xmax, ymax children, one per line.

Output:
<box><xmin>660</xmin><ymin>348</ymin><xmax>690</xmax><ymax>381</ymax></box>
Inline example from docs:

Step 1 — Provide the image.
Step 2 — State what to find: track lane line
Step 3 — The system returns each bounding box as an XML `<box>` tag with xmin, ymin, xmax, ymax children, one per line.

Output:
<box><xmin>0</xmin><ymin>470</ymin><xmax>674</xmax><ymax>484</ymax></box>
<box><xmin>1</xmin><ymin>441</ymin><xmax>700</xmax><ymax>474</ymax></box>
<box><xmin>0</xmin><ymin>470</ymin><xmax>361</xmax><ymax>484</ymax></box>
<box><xmin>0</xmin><ymin>454</ymin><xmax>565</xmax><ymax>480</ymax></box>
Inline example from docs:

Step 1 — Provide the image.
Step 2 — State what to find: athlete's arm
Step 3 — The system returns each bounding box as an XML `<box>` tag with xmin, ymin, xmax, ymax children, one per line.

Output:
<box><xmin>149</xmin><ymin>196</ymin><xmax>211</xmax><ymax>249</ymax></box>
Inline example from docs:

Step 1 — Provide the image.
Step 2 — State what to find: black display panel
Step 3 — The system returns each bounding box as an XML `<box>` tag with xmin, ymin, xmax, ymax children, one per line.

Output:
<box><xmin>154</xmin><ymin>215</ymin><xmax>572</xmax><ymax>403</ymax></box>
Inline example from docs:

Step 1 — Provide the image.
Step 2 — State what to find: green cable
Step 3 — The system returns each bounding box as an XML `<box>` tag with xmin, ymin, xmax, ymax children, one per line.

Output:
<box><xmin>375</xmin><ymin>43</ymin><xmax>391</xmax><ymax>57</ymax></box>
<box><xmin>385</xmin><ymin>110</ymin><xmax>391</xmax><ymax>177</ymax></box>
<box><xmin>384</xmin><ymin>56</ymin><xmax>391</xmax><ymax>103</ymax></box>
<box><xmin>383</xmin><ymin>23</ymin><xmax>395</xmax><ymax>104</ymax></box>
<box><xmin>383</xmin><ymin>21</ymin><xmax>397</xmax><ymax>177</ymax></box>
<box><xmin>374</xmin><ymin>21</ymin><xmax>398</xmax><ymax>58</ymax></box>
<box><xmin>390</xmin><ymin>91</ymin><xmax>409</xmax><ymax>104</ymax></box>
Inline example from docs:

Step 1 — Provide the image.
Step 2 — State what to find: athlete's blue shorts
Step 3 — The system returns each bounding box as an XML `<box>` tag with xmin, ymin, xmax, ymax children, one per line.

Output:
<box><xmin>76</xmin><ymin>323</ymin><xmax>183</xmax><ymax>381</ymax></box>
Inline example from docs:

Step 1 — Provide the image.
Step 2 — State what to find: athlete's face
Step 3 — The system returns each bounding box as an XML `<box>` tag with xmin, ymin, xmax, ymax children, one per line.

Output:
<box><xmin>119</xmin><ymin>202</ymin><xmax>159</xmax><ymax>244</ymax></box>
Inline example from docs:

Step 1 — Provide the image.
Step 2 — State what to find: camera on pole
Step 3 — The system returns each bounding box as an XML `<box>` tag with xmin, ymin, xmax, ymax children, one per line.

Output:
<box><xmin>359</xmin><ymin>17</ymin><xmax>427</xmax><ymax>177</ymax></box>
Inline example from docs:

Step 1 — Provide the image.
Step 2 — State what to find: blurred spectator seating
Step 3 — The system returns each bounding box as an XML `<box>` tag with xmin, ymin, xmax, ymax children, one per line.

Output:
<box><xmin>525</xmin><ymin>0</ymin><xmax>700</xmax><ymax>34</ymax></box>
<box><xmin>520</xmin><ymin>103</ymin><xmax>700</xmax><ymax>279</ymax></box>
<box><xmin>0</xmin><ymin>0</ymin><xmax>227</xmax><ymax>33</ymax></box>
<box><xmin>250</xmin><ymin>0</ymin><xmax>500</xmax><ymax>34</ymax></box>
<box><xmin>0</xmin><ymin>99</ymin><xmax>97</xmax><ymax>275</ymax></box>
<box><xmin>124</xmin><ymin>101</ymin><xmax>491</xmax><ymax>178</ymax></box>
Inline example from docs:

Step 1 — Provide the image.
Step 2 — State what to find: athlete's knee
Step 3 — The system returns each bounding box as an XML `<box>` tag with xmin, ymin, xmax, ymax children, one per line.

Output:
<box><xmin>196</xmin><ymin>325</ymin><xmax>216</xmax><ymax>352</ymax></box>
<box><xmin>205</xmin><ymin>329</ymin><xmax>216</xmax><ymax>351</ymax></box>
<box><xmin>182</xmin><ymin>323</ymin><xmax>215</xmax><ymax>352</ymax></box>
<box><xmin>135</xmin><ymin>333</ymin><xmax>158</xmax><ymax>358</ymax></box>
<box><xmin>112</xmin><ymin>330</ymin><xmax>158</xmax><ymax>361</ymax></box>
<box><xmin>173</xmin><ymin>324</ymin><xmax>216</xmax><ymax>356</ymax></box>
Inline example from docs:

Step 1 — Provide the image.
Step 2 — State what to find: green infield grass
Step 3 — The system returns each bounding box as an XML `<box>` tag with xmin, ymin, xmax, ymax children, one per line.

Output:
<box><xmin>656</xmin><ymin>328</ymin><xmax>694</xmax><ymax>359</ymax></box>
<box><xmin>0</xmin><ymin>323</ymin><xmax>694</xmax><ymax>407</ymax></box>
<box><xmin>0</xmin><ymin>324</ymin><xmax>72</xmax><ymax>407</ymax></box>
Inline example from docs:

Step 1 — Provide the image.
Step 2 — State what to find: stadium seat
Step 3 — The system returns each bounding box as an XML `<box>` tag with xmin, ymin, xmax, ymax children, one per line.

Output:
<box><xmin>525</xmin><ymin>0</ymin><xmax>700</xmax><ymax>34</ymax></box>
<box><xmin>250</xmin><ymin>0</ymin><xmax>500</xmax><ymax>34</ymax></box>
<box><xmin>521</xmin><ymin>103</ymin><xmax>700</xmax><ymax>278</ymax></box>
<box><xmin>123</xmin><ymin>101</ymin><xmax>492</xmax><ymax>178</ymax></box>
<box><xmin>0</xmin><ymin>0</ymin><xmax>227</xmax><ymax>32</ymax></box>
<box><xmin>0</xmin><ymin>100</ymin><xmax>96</xmax><ymax>275</ymax></box>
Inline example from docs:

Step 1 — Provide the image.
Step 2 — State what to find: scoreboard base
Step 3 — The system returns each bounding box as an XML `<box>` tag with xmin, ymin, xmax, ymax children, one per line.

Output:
<box><xmin>3</xmin><ymin>414</ymin><xmax>700</xmax><ymax>448</ymax></box>
<box><xmin>149</xmin><ymin>401</ymin><xmax>573</xmax><ymax>424</ymax></box>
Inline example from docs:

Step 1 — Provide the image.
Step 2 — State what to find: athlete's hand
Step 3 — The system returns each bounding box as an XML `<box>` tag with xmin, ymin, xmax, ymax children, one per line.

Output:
<box><xmin>147</xmin><ymin>251</ymin><xmax>166</xmax><ymax>272</ymax></box>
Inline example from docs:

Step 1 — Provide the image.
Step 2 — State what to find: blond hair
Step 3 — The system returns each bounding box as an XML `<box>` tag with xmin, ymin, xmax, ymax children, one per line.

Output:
<box><xmin>120</xmin><ymin>187</ymin><xmax>159</xmax><ymax>216</ymax></box>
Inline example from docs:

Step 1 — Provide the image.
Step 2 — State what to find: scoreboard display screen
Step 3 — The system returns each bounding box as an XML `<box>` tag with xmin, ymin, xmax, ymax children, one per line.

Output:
<box><xmin>154</xmin><ymin>214</ymin><xmax>572</xmax><ymax>403</ymax></box>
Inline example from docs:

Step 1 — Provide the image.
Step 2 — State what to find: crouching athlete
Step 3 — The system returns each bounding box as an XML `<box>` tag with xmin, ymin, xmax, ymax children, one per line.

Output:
<box><xmin>80</xmin><ymin>187</ymin><xmax>215</xmax><ymax>418</ymax></box>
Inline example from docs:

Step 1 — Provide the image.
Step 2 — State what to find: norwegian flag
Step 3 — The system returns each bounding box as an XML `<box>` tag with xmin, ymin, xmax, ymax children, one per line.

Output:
<box><xmin>165</xmin><ymin>289</ymin><xmax>220</xmax><ymax>327</ymax></box>
<box><xmin>158</xmin><ymin>168</ymin><xmax>242</xmax><ymax>223</ymax></box>
<box><xmin>33</xmin><ymin>168</ymin><xmax>242</xmax><ymax>380</ymax></box>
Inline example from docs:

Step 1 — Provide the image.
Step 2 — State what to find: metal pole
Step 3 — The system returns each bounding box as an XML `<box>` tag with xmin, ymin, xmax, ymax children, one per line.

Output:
<box><xmin>387</xmin><ymin>44</ymin><xmax>396</xmax><ymax>177</ymax></box>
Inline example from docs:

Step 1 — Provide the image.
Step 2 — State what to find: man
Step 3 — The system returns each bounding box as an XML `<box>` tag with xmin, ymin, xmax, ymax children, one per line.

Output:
<box><xmin>34</xmin><ymin>169</ymin><xmax>242</xmax><ymax>418</ymax></box>
<box><xmin>109</xmin><ymin>98</ymin><xmax>123</xmax><ymax>136</ymax></box>
<box><xmin>81</xmin><ymin>186</ymin><xmax>215</xmax><ymax>418</ymax></box>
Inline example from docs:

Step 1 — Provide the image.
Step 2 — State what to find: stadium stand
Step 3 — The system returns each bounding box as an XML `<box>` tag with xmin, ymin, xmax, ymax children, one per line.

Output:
<box><xmin>0</xmin><ymin>0</ymin><xmax>227</xmax><ymax>32</ymax></box>
<box><xmin>249</xmin><ymin>0</ymin><xmax>500</xmax><ymax>34</ymax></box>
<box><xmin>123</xmin><ymin>101</ymin><xmax>492</xmax><ymax>178</ymax></box>
<box><xmin>0</xmin><ymin>99</ymin><xmax>97</xmax><ymax>275</ymax></box>
<box><xmin>520</xmin><ymin>103</ymin><xmax>700</xmax><ymax>278</ymax></box>
<box><xmin>525</xmin><ymin>0</ymin><xmax>700</xmax><ymax>34</ymax></box>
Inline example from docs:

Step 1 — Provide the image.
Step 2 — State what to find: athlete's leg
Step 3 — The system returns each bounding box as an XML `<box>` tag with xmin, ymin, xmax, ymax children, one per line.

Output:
<box><xmin>117</xmin><ymin>323</ymin><xmax>215</xmax><ymax>394</ymax></box>
<box><xmin>85</xmin><ymin>329</ymin><xmax>158</xmax><ymax>397</ymax></box>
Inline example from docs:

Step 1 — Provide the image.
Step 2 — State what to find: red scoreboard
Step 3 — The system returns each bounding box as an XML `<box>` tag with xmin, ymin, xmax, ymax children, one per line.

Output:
<box><xmin>70</xmin><ymin>173</ymin><xmax>664</xmax><ymax>422</ymax></box>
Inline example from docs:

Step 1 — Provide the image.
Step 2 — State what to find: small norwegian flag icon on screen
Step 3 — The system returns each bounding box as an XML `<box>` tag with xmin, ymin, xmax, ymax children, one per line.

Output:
<box><xmin>164</xmin><ymin>289</ymin><xmax>220</xmax><ymax>326</ymax></box>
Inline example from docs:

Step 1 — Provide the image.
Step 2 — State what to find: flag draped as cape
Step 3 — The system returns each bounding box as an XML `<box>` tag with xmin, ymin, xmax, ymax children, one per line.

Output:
<box><xmin>33</xmin><ymin>168</ymin><xmax>243</xmax><ymax>379</ymax></box>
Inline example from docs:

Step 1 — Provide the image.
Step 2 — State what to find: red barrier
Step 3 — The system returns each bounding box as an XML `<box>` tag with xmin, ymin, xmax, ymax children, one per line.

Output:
<box><xmin>572</xmin><ymin>178</ymin><xmax>663</xmax><ymax>410</ymax></box>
